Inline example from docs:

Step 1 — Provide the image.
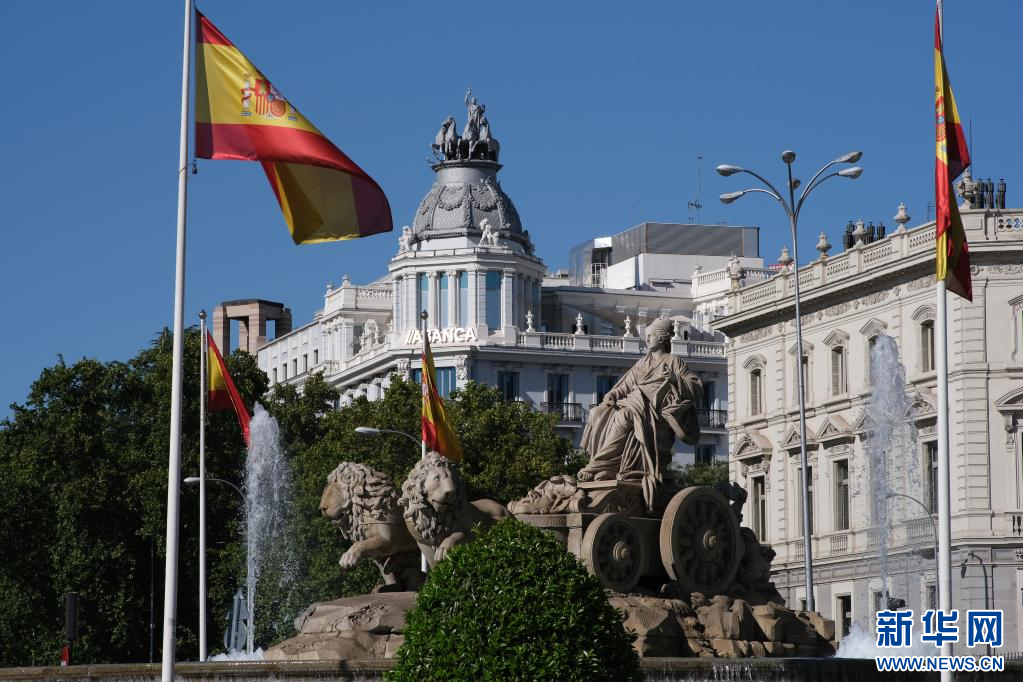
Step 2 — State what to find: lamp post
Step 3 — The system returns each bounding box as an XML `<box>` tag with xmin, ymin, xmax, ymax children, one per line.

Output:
<box><xmin>184</xmin><ymin>475</ymin><xmax>246</xmax><ymax>655</ymax></box>
<box><xmin>718</xmin><ymin>149</ymin><xmax>863</xmax><ymax>612</ymax></box>
<box><xmin>354</xmin><ymin>426</ymin><xmax>421</xmax><ymax>448</ymax></box>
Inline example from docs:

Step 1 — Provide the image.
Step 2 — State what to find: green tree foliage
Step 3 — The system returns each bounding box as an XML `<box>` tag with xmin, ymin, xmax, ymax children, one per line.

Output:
<box><xmin>0</xmin><ymin>329</ymin><xmax>264</xmax><ymax>665</ymax></box>
<box><xmin>671</xmin><ymin>459</ymin><xmax>730</xmax><ymax>489</ymax></box>
<box><xmin>387</xmin><ymin>519</ymin><xmax>641</xmax><ymax>682</ymax></box>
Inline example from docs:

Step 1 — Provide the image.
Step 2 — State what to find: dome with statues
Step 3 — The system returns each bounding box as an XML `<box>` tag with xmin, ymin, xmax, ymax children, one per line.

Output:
<box><xmin>408</xmin><ymin>91</ymin><xmax>532</xmax><ymax>253</ymax></box>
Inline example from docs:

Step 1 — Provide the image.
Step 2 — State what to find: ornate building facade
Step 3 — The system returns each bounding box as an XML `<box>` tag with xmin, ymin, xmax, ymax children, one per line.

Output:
<box><xmin>712</xmin><ymin>196</ymin><xmax>1023</xmax><ymax>648</ymax></box>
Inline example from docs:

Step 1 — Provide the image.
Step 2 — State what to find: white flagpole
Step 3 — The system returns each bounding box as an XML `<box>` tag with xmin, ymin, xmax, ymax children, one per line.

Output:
<box><xmin>198</xmin><ymin>311</ymin><xmax>208</xmax><ymax>661</ymax></box>
<box><xmin>162</xmin><ymin>0</ymin><xmax>192</xmax><ymax>679</ymax></box>
<box><xmin>936</xmin><ymin>2</ymin><xmax>953</xmax><ymax>678</ymax></box>
<box><xmin>420</xmin><ymin>310</ymin><xmax>428</xmax><ymax>574</ymax></box>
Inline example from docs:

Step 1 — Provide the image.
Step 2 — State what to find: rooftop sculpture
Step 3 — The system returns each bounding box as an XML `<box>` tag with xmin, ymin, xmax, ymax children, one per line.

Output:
<box><xmin>431</xmin><ymin>88</ymin><xmax>501</xmax><ymax>163</ymax></box>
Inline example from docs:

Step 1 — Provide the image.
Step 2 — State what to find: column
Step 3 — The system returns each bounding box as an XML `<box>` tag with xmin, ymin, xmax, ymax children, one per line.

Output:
<box><xmin>392</xmin><ymin>275</ymin><xmax>403</xmax><ymax>340</ymax></box>
<box><xmin>476</xmin><ymin>268</ymin><xmax>488</xmax><ymax>327</ymax></box>
<box><xmin>407</xmin><ymin>272</ymin><xmax>419</xmax><ymax>334</ymax></box>
<box><xmin>502</xmin><ymin>269</ymin><xmax>516</xmax><ymax>330</ymax></box>
<box><xmin>467</xmin><ymin>269</ymin><xmax>480</xmax><ymax>327</ymax></box>
<box><xmin>427</xmin><ymin>271</ymin><xmax>440</xmax><ymax>329</ymax></box>
<box><xmin>446</xmin><ymin>270</ymin><xmax>459</xmax><ymax>329</ymax></box>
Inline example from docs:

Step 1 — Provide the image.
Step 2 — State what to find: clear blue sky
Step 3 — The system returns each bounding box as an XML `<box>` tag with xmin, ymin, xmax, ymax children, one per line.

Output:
<box><xmin>1</xmin><ymin>1</ymin><xmax>1019</xmax><ymax>418</ymax></box>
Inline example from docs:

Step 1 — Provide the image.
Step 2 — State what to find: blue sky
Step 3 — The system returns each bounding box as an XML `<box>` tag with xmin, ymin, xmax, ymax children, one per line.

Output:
<box><xmin>1</xmin><ymin>1</ymin><xmax>1019</xmax><ymax>417</ymax></box>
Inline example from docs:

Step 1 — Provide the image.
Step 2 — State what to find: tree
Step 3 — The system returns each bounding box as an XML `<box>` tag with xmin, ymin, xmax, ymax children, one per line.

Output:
<box><xmin>671</xmin><ymin>459</ymin><xmax>730</xmax><ymax>489</ymax></box>
<box><xmin>0</xmin><ymin>328</ymin><xmax>265</xmax><ymax>665</ymax></box>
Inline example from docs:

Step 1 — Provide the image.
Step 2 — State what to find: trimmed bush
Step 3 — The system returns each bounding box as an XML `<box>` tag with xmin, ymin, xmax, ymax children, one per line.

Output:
<box><xmin>387</xmin><ymin>519</ymin><xmax>641</xmax><ymax>682</ymax></box>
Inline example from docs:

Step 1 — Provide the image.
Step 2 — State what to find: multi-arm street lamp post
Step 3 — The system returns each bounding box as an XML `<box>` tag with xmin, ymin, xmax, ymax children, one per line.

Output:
<box><xmin>354</xmin><ymin>426</ymin><xmax>421</xmax><ymax>448</ymax></box>
<box><xmin>717</xmin><ymin>150</ymin><xmax>863</xmax><ymax>612</ymax></box>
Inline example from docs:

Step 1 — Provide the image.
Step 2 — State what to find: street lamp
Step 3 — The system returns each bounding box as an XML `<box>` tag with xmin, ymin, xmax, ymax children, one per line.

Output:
<box><xmin>184</xmin><ymin>476</ymin><xmax>246</xmax><ymax>655</ymax></box>
<box><xmin>718</xmin><ymin>149</ymin><xmax>863</xmax><ymax>612</ymax></box>
<box><xmin>354</xmin><ymin>426</ymin><xmax>421</xmax><ymax>448</ymax></box>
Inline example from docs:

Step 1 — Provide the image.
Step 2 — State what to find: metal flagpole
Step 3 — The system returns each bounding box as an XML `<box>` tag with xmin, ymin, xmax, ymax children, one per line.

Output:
<box><xmin>162</xmin><ymin>0</ymin><xmax>192</xmax><ymax>679</ymax></box>
<box><xmin>420</xmin><ymin>310</ymin><xmax>428</xmax><ymax>574</ymax></box>
<box><xmin>198</xmin><ymin>311</ymin><xmax>208</xmax><ymax>661</ymax></box>
<box><xmin>936</xmin><ymin>2</ymin><xmax>953</xmax><ymax>678</ymax></box>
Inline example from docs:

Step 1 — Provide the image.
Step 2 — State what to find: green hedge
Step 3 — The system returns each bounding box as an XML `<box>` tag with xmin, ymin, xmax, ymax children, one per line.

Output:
<box><xmin>388</xmin><ymin>519</ymin><xmax>641</xmax><ymax>682</ymax></box>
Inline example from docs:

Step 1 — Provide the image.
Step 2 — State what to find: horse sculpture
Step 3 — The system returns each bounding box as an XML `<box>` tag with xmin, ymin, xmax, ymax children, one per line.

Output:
<box><xmin>432</xmin><ymin>116</ymin><xmax>459</xmax><ymax>161</ymax></box>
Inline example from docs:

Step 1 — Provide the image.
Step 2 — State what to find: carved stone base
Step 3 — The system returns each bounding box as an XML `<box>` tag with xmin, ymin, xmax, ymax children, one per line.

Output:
<box><xmin>507</xmin><ymin>477</ymin><xmax>649</xmax><ymax>516</ymax></box>
<box><xmin>264</xmin><ymin>592</ymin><xmax>415</xmax><ymax>661</ymax></box>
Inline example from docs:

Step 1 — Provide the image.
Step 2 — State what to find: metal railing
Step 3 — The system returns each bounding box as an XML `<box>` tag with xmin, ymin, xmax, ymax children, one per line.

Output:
<box><xmin>541</xmin><ymin>402</ymin><xmax>585</xmax><ymax>423</ymax></box>
<box><xmin>696</xmin><ymin>408</ymin><xmax>728</xmax><ymax>429</ymax></box>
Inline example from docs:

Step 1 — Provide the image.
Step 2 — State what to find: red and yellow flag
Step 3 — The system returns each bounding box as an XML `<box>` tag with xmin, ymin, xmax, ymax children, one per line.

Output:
<box><xmin>194</xmin><ymin>12</ymin><xmax>392</xmax><ymax>244</ymax></box>
<box><xmin>934</xmin><ymin>9</ymin><xmax>972</xmax><ymax>301</ymax></box>
<box><xmin>421</xmin><ymin>336</ymin><xmax>462</xmax><ymax>461</ymax></box>
<box><xmin>207</xmin><ymin>330</ymin><xmax>251</xmax><ymax>446</ymax></box>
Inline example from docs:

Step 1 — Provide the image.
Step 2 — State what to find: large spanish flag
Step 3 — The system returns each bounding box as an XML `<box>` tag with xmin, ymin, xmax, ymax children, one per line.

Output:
<box><xmin>207</xmin><ymin>330</ymin><xmax>251</xmax><ymax>446</ymax></box>
<box><xmin>934</xmin><ymin>8</ymin><xmax>972</xmax><ymax>301</ymax></box>
<box><xmin>194</xmin><ymin>11</ymin><xmax>392</xmax><ymax>244</ymax></box>
<box><xmin>421</xmin><ymin>336</ymin><xmax>462</xmax><ymax>461</ymax></box>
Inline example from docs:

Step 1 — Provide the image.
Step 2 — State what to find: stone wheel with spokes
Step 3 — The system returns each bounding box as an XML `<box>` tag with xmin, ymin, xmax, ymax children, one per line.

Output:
<box><xmin>581</xmin><ymin>513</ymin><xmax>647</xmax><ymax>593</ymax></box>
<box><xmin>659</xmin><ymin>486</ymin><xmax>742</xmax><ymax>596</ymax></box>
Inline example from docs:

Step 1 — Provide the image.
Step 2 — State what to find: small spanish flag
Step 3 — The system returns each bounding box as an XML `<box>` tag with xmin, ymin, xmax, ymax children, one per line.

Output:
<box><xmin>934</xmin><ymin>7</ymin><xmax>972</xmax><ymax>301</ymax></box>
<box><xmin>207</xmin><ymin>330</ymin><xmax>251</xmax><ymax>446</ymax></box>
<box><xmin>194</xmin><ymin>11</ymin><xmax>392</xmax><ymax>244</ymax></box>
<box><xmin>421</xmin><ymin>336</ymin><xmax>462</xmax><ymax>461</ymax></box>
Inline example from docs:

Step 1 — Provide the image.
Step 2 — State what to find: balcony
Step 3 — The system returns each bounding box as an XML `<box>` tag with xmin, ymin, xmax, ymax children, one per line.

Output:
<box><xmin>541</xmin><ymin>402</ymin><xmax>585</xmax><ymax>423</ymax></box>
<box><xmin>696</xmin><ymin>408</ymin><xmax>727</xmax><ymax>429</ymax></box>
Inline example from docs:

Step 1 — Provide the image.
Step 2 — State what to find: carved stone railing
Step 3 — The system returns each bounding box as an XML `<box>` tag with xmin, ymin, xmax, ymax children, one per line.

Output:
<box><xmin>693</xmin><ymin>266</ymin><xmax>777</xmax><ymax>298</ymax></box>
<box><xmin>829</xmin><ymin>533</ymin><xmax>849</xmax><ymax>556</ymax></box>
<box><xmin>541</xmin><ymin>333</ymin><xmax>575</xmax><ymax>349</ymax></box>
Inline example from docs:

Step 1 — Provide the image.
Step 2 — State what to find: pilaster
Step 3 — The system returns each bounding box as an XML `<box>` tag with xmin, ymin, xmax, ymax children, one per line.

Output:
<box><xmin>427</xmin><ymin>271</ymin><xmax>440</xmax><ymax>329</ymax></box>
<box><xmin>446</xmin><ymin>270</ymin><xmax>459</xmax><ymax>329</ymax></box>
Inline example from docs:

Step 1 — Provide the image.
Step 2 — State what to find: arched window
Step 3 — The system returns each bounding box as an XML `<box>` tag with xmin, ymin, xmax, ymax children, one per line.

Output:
<box><xmin>920</xmin><ymin>320</ymin><xmax>935</xmax><ymax>372</ymax></box>
<box><xmin>750</xmin><ymin>368</ymin><xmax>763</xmax><ymax>416</ymax></box>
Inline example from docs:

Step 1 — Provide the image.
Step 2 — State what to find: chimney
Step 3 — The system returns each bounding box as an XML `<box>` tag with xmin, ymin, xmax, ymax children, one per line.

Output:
<box><xmin>996</xmin><ymin>179</ymin><xmax>1006</xmax><ymax>209</ymax></box>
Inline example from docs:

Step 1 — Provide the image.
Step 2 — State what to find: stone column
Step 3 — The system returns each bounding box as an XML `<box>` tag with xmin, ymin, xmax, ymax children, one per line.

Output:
<box><xmin>467</xmin><ymin>268</ymin><xmax>480</xmax><ymax>327</ymax></box>
<box><xmin>427</xmin><ymin>271</ymin><xmax>440</xmax><ymax>329</ymax></box>
<box><xmin>407</xmin><ymin>272</ymin><xmax>419</xmax><ymax>334</ymax></box>
<box><xmin>446</xmin><ymin>270</ymin><xmax>459</xmax><ymax>328</ymax></box>
<box><xmin>339</xmin><ymin>318</ymin><xmax>355</xmax><ymax>361</ymax></box>
<box><xmin>534</xmin><ymin>280</ymin><xmax>543</xmax><ymax>329</ymax></box>
<box><xmin>392</xmin><ymin>275</ymin><xmax>403</xmax><ymax>340</ymax></box>
<box><xmin>502</xmin><ymin>269</ymin><xmax>516</xmax><ymax>330</ymax></box>
<box><xmin>477</xmin><ymin>268</ymin><xmax>488</xmax><ymax>329</ymax></box>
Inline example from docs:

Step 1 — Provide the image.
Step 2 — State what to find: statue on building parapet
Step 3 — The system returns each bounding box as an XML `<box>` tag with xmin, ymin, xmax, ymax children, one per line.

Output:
<box><xmin>362</xmin><ymin>319</ymin><xmax>380</xmax><ymax>350</ymax></box>
<box><xmin>478</xmin><ymin>217</ymin><xmax>500</xmax><ymax>247</ymax></box>
<box><xmin>397</xmin><ymin>226</ymin><xmax>413</xmax><ymax>253</ymax></box>
<box><xmin>430</xmin><ymin>90</ymin><xmax>500</xmax><ymax>162</ymax></box>
<box><xmin>576</xmin><ymin>318</ymin><xmax>703</xmax><ymax>509</ymax></box>
<box><xmin>432</xmin><ymin>116</ymin><xmax>459</xmax><ymax>162</ymax></box>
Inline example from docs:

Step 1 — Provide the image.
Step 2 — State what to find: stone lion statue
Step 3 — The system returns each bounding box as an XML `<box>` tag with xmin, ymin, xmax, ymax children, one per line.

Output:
<box><xmin>320</xmin><ymin>462</ymin><xmax>425</xmax><ymax>592</ymax></box>
<box><xmin>398</xmin><ymin>452</ymin><xmax>513</xmax><ymax>565</ymax></box>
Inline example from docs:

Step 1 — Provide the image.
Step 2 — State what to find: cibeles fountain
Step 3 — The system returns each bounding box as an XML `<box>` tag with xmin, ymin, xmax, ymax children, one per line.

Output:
<box><xmin>266</xmin><ymin>318</ymin><xmax>838</xmax><ymax>666</ymax></box>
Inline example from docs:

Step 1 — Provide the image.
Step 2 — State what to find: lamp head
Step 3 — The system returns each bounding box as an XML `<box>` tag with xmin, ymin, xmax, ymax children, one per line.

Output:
<box><xmin>354</xmin><ymin>426</ymin><xmax>381</xmax><ymax>436</ymax></box>
<box><xmin>716</xmin><ymin>164</ymin><xmax>743</xmax><ymax>177</ymax></box>
<box><xmin>839</xmin><ymin>150</ymin><xmax>863</xmax><ymax>163</ymax></box>
<box><xmin>781</xmin><ymin>150</ymin><xmax>796</xmax><ymax>164</ymax></box>
<box><xmin>420</xmin><ymin>310</ymin><xmax>429</xmax><ymax>321</ymax></box>
<box><xmin>184</xmin><ymin>477</ymin><xmax>200</xmax><ymax>485</ymax></box>
<box><xmin>719</xmin><ymin>191</ymin><xmax>746</xmax><ymax>205</ymax></box>
<box><xmin>839</xmin><ymin>167</ymin><xmax>863</xmax><ymax>179</ymax></box>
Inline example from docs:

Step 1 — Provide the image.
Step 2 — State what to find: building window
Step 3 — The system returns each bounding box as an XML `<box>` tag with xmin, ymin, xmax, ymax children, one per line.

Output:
<box><xmin>302</xmin><ymin>354</ymin><xmax>308</xmax><ymax>372</ymax></box>
<box><xmin>695</xmin><ymin>444</ymin><xmax>716</xmax><ymax>464</ymax></box>
<box><xmin>281</xmin><ymin>364</ymin><xmax>287</xmax><ymax>380</ymax></box>
<box><xmin>921</xmin><ymin>320</ymin><xmax>935</xmax><ymax>372</ymax></box>
<box><xmin>458</xmin><ymin>271</ymin><xmax>469</xmax><ymax>327</ymax></box>
<box><xmin>837</xmin><ymin>595</ymin><xmax>852</xmax><ymax>640</ymax></box>
<box><xmin>702</xmin><ymin>381</ymin><xmax>716</xmax><ymax>410</ymax></box>
<box><xmin>595</xmin><ymin>375</ymin><xmax>620</xmax><ymax>403</ymax></box>
<box><xmin>485</xmin><ymin>271</ymin><xmax>501</xmax><ymax>331</ymax></box>
<box><xmin>867</xmin><ymin>335</ymin><xmax>878</xmax><ymax>385</ymax></box>
<box><xmin>925</xmin><ymin>441</ymin><xmax>939</xmax><ymax>513</ymax></box>
<box><xmin>830</xmin><ymin>347</ymin><xmax>846</xmax><ymax>396</ymax></box>
<box><xmin>834</xmin><ymin>459</ymin><xmax>849</xmax><ymax>530</ymax></box>
<box><xmin>752</xmin><ymin>476</ymin><xmax>767</xmax><ymax>541</ymax></box>
<box><xmin>413</xmin><ymin>366</ymin><xmax>457</xmax><ymax>398</ymax></box>
<box><xmin>439</xmin><ymin>272</ymin><xmax>450</xmax><ymax>327</ymax></box>
<box><xmin>272</xmin><ymin>368</ymin><xmax>278</xmax><ymax>383</ymax></box>
<box><xmin>547</xmin><ymin>373</ymin><xmax>570</xmax><ymax>404</ymax></box>
<box><xmin>925</xmin><ymin>584</ymin><xmax>937</xmax><ymax>611</ymax></box>
<box><xmin>496</xmin><ymin>371</ymin><xmax>519</xmax><ymax>401</ymax></box>
<box><xmin>293</xmin><ymin>359</ymin><xmax>298</xmax><ymax>376</ymax></box>
<box><xmin>313</xmin><ymin>349</ymin><xmax>319</xmax><ymax>365</ymax></box>
<box><xmin>750</xmin><ymin>368</ymin><xmax>763</xmax><ymax>416</ymax></box>
<box><xmin>796</xmin><ymin>465</ymin><xmax>814</xmax><ymax>533</ymax></box>
<box><xmin>418</xmin><ymin>273</ymin><xmax>428</xmax><ymax>318</ymax></box>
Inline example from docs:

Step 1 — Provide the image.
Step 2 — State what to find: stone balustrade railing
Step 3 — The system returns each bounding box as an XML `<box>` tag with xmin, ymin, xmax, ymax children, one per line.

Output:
<box><xmin>692</xmin><ymin>266</ymin><xmax>777</xmax><ymax>298</ymax></box>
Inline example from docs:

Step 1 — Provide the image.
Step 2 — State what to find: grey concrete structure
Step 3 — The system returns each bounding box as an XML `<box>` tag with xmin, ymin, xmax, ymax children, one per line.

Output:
<box><xmin>213</xmin><ymin>299</ymin><xmax>291</xmax><ymax>356</ymax></box>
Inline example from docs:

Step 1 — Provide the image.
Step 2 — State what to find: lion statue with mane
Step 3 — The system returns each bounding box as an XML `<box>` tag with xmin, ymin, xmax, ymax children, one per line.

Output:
<box><xmin>319</xmin><ymin>462</ymin><xmax>425</xmax><ymax>592</ymax></box>
<box><xmin>398</xmin><ymin>451</ymin><xmax>513</xmax><ymax>565</ymax></box>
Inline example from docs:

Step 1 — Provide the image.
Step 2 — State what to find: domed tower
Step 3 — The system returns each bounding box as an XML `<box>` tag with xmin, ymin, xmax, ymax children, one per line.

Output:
<box><xmin>388</xmin><ymin>92</ymin><xmax>545</xmax><ymax>341</ymax></box>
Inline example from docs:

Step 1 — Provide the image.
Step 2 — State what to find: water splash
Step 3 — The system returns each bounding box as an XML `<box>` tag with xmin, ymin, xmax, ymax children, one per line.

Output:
<box><xmin>208</xmin><ymin>647</ymin><xmax>266</xmax><ymax>661</ymax></box>
<box><xmin>244</xmin><ymin>403</ymin><xmax>296</xmax><ymax>653</ymax></box>
<box><xmin>837</xmin><ymin>621</ymin><xmax>934</xmax><ymax>658</ymax></box>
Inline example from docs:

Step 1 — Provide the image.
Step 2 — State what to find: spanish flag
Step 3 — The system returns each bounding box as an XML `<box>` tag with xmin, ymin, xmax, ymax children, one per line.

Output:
<box><xmin>421</xmin><ymin>336</ymin><xmax>462</xmax><ymax>461</ymax></box>
<box><xmin>935</xmin><ymin>8</ymin><xmax>972</xmax><ymax>301</ymax></box>
<box><xmin>194</xmin><ymin>11</ymin><xmax>392</xmax><ymax>244</ymax></box>
<box><xmin>207</xmin><ymin>330</ymin><xmax>251</xmax><ymax>446</ymax></box>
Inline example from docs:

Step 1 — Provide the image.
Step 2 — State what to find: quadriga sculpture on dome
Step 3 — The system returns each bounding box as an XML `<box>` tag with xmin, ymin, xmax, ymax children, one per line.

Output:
<box><xmin>398</xmin><ymin>451</ymin><xmax>513</xmax><ymax>565</ymax></box>
<box><xmin>318</xmin><ymin>462</ymin><xmax>425</xmax><ymax>592</ymax></box>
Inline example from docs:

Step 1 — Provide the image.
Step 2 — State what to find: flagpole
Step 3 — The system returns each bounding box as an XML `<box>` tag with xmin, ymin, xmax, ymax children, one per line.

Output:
<box><xmin>198</xmin><ymin>311</ymin><xmax>208</xmax><ymax>661</ymax></box>
<box><xmin>420</xmin><ymin>310</ymin><xmax>428</xmax><ymax>574</ymax></box>
<box><xmin>162</xmin><ymin>0</ymin><xmax>192</xmax><ymax>679</ymax></box>
<box><xmin>936</xmin><ymin>1</ymin><xmax>953</xmax><ymax>677</ymax></box>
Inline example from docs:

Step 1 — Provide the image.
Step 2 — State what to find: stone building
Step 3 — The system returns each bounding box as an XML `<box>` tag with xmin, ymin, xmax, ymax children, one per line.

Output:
<box><xmin>710</xmin><ymin>189</ymin><xmax>1023</xmax><ymax>648</ymax></box>
<box><xmin>223</xmin><ymin>97</ymin><xmax>768</xmax><ymax>464</ymax></box>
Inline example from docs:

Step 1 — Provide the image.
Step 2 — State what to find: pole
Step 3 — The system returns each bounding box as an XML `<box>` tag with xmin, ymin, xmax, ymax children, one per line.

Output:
<box><xmin>198</xmin><ymin>311</ymin><xmax>208</xmax><ymax>661</ymax></box>
<box><xmin>787</xmin><ymin>192</ymin><xmax>815</xmax><ymax>613</ymax></box>
<box><xmin>161</xmin><ymin>1</ymin><xmax>192</xmax><ymax>679</ymax></box>
<box><xmin>420</xmin><ymin>310</ymin><xmax>428</xmax><ymax>573</ymax></box>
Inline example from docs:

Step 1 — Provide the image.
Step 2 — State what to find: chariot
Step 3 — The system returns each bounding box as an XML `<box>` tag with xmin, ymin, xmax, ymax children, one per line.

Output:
<box><xmin>515</xmin><ymin>479</ymin><xmax>744</xmax><ymax>595</ymax></box>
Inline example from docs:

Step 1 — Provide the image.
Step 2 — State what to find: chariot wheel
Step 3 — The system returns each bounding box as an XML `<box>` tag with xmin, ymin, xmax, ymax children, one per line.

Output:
<box><xmin>659</xmin><ymin>486</ymin><xmax>742</xmax><ymax>596</ymax></box>
<box><xmin>581</xmin><ymin>513</ymin><xmax>647</xmax><ymax>593</ymax></box>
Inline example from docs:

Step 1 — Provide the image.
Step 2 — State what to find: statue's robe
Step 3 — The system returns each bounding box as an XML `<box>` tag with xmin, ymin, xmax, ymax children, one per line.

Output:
<box><xmin>579</xmin><ymin>351</ymin><xmax>703</xmax><ymax>508</ymax></box>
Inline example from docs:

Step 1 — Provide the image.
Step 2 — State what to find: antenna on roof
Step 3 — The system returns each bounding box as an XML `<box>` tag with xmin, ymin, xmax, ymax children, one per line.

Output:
<box><xmin>688</xmin><ymin>156</ymin><xmax>703</xmax><ymax>223</ymax></box>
